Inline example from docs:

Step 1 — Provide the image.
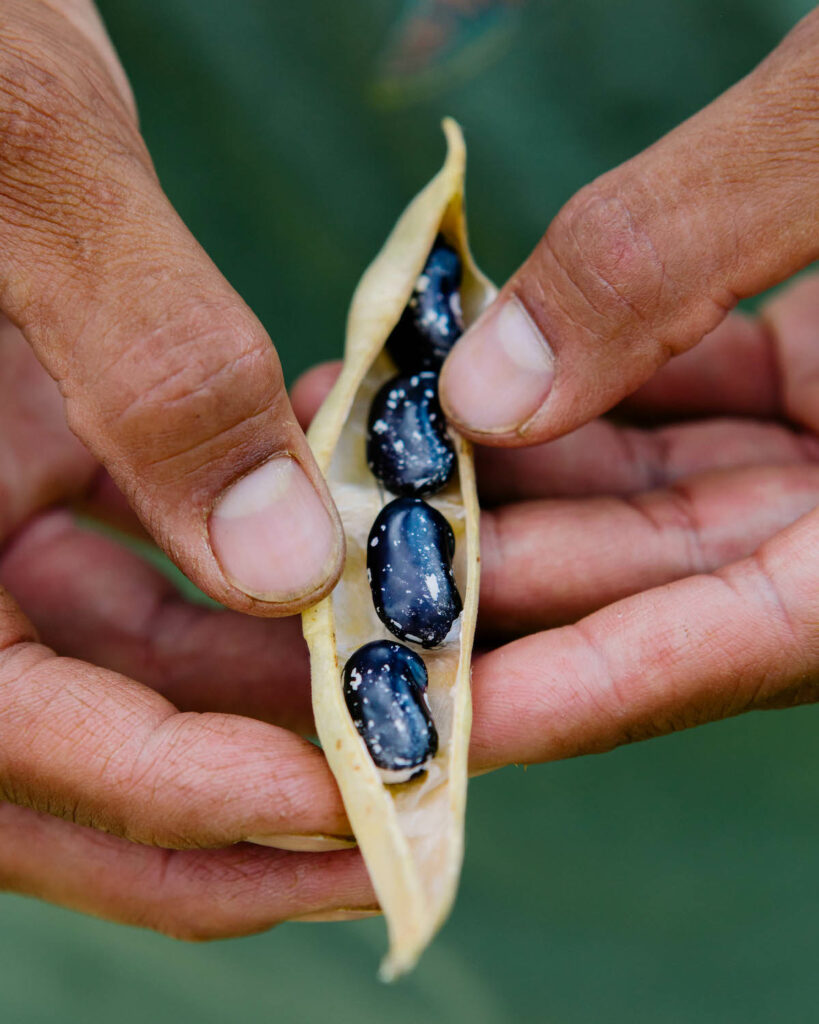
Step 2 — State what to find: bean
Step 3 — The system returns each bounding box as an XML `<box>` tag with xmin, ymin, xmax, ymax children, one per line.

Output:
<box><xmin>343</xmin><ymin>640</ymin><xmax>438</xmax><ymax>784</ymax></box>
<box><xmin>367</xmin><ymin>370</ymin><xmax>455</xmax><ymax>497</ymax></box>
<box><xmin>386</xmin><ymin>235</ymin><xmax>463</xmax><ymax>372</ymax></box>
<box><xmin>367</xmin><ymin>497</ymin><xmax>462</xmax><ymax>648</ymax></box>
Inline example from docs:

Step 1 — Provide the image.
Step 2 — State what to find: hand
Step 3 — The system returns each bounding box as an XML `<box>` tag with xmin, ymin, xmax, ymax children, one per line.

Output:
<box><xmin>297</xmin><ymin>6</ymin><xmax>819</xmax><ymax>775</ymax></box>
<box><xmin>0</xmin><ymin>1</ymin><xmax>373</xmax><ymax>935</ymax></box>
<box><xmin>296</xmin><ymin>273</ymin><xmax>819</xmax><ymax>773</ymax></box>
<box><xmin>0</xmin><ymin>317</ymin><xmax>376</xmax><ymax>935</ymax></box>
<box><xmin>427</xmin><ymin>9</ymin><xmax>819</xmax><ymax>768</ymax></box>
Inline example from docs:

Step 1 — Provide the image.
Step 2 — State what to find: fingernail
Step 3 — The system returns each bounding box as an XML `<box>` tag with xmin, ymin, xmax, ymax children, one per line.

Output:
<box><xmin>441</xmin><ymin>296</ymin><xmax>554</xmax><ymax>433</ymax></box>
<box><xmin>210</xmin><ymin>456</ymin><xmax>340</xmax><ymax>603</ymax></box>
<box><xmin>246</xmin><ymin>833</ymin><xmax>357</xmax><ymax>852</ymax></box>
<box><xmin>291</xmin><ymin>908</ymin><xmax>382</xmax><ymax>923</ymax></box>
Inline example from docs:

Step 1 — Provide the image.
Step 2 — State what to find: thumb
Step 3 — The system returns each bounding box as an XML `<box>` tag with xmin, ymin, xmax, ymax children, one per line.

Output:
<box><xmin>0</xmin><ymin>6</ymin><xmax>343</xmax><ymax>614</ymax></box>
<box><xmin>440</xmin><ymin>10</ymin><xmax>819</xmax><ymax>446</ymax></box>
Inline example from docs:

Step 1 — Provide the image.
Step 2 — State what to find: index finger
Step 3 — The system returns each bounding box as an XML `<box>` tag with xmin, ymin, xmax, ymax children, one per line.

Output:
<box><xmin>469</xmin><ymin>506</ymin><xmax>819</xmax><ymax>770</ymax></box>
<box><xmin>0</xmin><ymin>587</ymin><xmax>351</xmax><ymax>848</ymax></box>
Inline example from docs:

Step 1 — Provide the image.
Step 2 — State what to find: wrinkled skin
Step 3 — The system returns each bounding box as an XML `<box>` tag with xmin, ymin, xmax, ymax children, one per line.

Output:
<box><xmin>0</xmin><ymin>0</ymin><xmax>367</xmax><ymax>937</ymax></box>
<box><xmin>4</xmin><ymin>0</ymin><xmax>819</xmax><ymax>939</ymax></box>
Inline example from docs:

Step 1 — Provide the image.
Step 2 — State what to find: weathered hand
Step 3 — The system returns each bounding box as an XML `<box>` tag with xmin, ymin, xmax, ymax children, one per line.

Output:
<box><xmin>294</xmin><ymin>279</ymin><xmax>819</xmax><ymax>774</ymax></box>
<box><xmin>466</xmin><ymin>276</ymin><xmax>819</xmax><ymax>768</ymax></box>
<box><xmin>0</xmin><ymin>317</ymin><xmax>376</xmax><ymax>934</ymax></box>
<box><xmin>439</xmin><ymin>10</ymin><xmax>819</xmax><ymax>444</ymax></box>
<box><xmin>0</xmin><ymin>1</ymin><xmax>372</xmax><ymax>935</ymax></box>
<box><xmin>0</xmin><ymin>1</ymin><xmax>343</xmax><ymax>611</ymax></box>
<box><xmin>426</xmin><ymin>9</ymin><xmax>819</xmax><ymax>769</ymax></box>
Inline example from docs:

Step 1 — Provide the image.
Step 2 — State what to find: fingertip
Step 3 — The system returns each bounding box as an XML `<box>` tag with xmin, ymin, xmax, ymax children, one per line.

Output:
<box><xmin>290</xmin><ymin>361</ymin><xmax>343</xmax><ymax>431</ymax></box>
<box><xmin>440</xmin><ymin>296</ymin><xmax>555</xmax><ymax>445</ymax></box>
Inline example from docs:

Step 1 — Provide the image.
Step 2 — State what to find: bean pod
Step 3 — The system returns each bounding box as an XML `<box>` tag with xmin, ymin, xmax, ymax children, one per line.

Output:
<box><xmin>302</xmin><ymin>119</ymin><xmax>493</xmax><ymax>979</ymax></box>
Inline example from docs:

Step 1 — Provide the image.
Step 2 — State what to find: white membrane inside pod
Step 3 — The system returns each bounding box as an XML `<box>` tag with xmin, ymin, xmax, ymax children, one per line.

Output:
<box><xmin>327</xmin><ymin>345</ymin><xmax>467</xmax><ymax>909</ymax></box>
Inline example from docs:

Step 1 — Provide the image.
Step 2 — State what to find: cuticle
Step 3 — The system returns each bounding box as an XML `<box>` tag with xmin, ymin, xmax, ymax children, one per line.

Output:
<box><xmin>206</xmin><ymin>449</ymin><xmax>301</xmax><ymax>527</ymax></box>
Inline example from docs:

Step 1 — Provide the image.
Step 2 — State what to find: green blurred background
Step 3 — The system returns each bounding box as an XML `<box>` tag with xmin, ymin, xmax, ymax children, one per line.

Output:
<box><xmin>3</xmin><ymin>1</ymin><xmax>819</xmax><ymax>1021</ymax></box>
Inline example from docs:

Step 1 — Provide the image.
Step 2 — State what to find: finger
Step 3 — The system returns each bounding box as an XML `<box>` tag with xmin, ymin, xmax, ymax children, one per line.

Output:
<box><xmin>480</xmin><ymin>464</ymin><xmax>819</xmax><ymax>635</ymax></box>
<box><xmin>291</xmin><ymin>361</ymin><xmax>817</xmax><ymax>511</ymax></box>
<box><xmin>476</xmin><ymin>415</ymin><xmax>817</xmax><ymax>504</ymax></box>
<box><xmin>0</xmin><ymin>317</ymin><xmax>97</xmax><ymax>536</ymax></box>
<box><xmin>619</xmin><ymin>312</ymin><xmax>779</xmax><ymax>421</ymax></box>
<box><xmin>761</xmin><ymin>272</ymin><xmax>819</xmax><ymax>434</ymax></box>
<box><xmin>624</xmin><ymin>273</ymin><xmax>819</xmax><ymax>428</ymax></box>
<box><xmin>291</xmin><ymin>361</ymin><xmax>344</xmax><ymax>431</ymax></box>
<box><xmin>469</xmin><ymin>504</ymin><xmax>819</xmax><ymax>771</ymax></box>
<box><xmin>0</xmin><ymin>511</ymin><xmax>314</xmax><ymax>733</ymax></box>
<box><xmin>440</xmin><ymin>11</ymin><xmax>819</xmax><ymax>443</ymax></box>
<box><xmin>0</xmin><ymin>802</ymin><xmax>375</xmax><ymax>938</ymax></box>
<box><xmin>0</xmin><ymin>586</ymin><xmax>350</xmax><ymax>847</ymax></box>
<box><xmin>0</xmin><ymin>6</ymin><xmax>343</xmax><ymax>615</ymax></box>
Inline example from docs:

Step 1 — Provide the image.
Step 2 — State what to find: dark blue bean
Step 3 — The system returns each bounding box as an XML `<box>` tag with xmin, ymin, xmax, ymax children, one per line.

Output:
<box><xmin>367</xmin><ymin>497</ymin><xmax>461</xmax><ymax>648</ymax></box>
<box><xmin>386</xmin><ymin>235</ymin><xmax>463</xmax><ymax>372</ymax></box>
<box><xmin>343</xmin><ymin>640</ymin><xmax>438</xmax><ymax>782</ymax></box>
<box><xmin>367</xmin><ymin>371</ymin><xmax>455</xmax><ymax>498</ymax></box>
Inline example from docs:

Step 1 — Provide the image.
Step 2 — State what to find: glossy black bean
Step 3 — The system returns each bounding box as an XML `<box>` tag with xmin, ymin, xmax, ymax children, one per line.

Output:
<box><xmin>386</xmin><ymin>235</ymin><xmax>463</xmax><ymax>372</ymax></box>
<box><xmin>343</xmin><ymin>640</ymin><xmax>438</xmax><ymax>782</ymax></box>
<box><xmin>367</xmin><ymin>497</ymin><xmax>461</xmax><ymax>648</ymax></box>
<box><xmin>367</xmin><ymin>371</ymin><xmax>455</xmax><ymax>497</ymax></box>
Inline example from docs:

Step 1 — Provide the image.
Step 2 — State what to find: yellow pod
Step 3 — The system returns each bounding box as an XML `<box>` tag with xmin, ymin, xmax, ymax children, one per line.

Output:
<box><xmin>302</xmin><ymin>118</ymin><xmax>495</xmax><ymax>979</ymax></box>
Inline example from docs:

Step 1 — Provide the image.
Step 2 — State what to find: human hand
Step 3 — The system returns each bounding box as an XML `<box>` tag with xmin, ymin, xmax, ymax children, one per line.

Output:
<box><xmin>0</xmin><ymin>316</ymin><xmax>376</xmax><ymax>933</ymax></box>
<box><xmin>296</xmin><ymin>7</ymin><xmax>819</xmax><ymax>774</ymax></box>
<box><xmin>426</xmin><ymin>9</ymin><xmax>819</xmax><ymax>768</ymax></box>
<box><xmin>0</xmin><ymin>1</ymin><xmax>374</xmax><ymax>934</ymax></box>
<box><xmin>296</xmin><ymin>270</ymin><xmax>819</xmax><ymax>773</ymax></box>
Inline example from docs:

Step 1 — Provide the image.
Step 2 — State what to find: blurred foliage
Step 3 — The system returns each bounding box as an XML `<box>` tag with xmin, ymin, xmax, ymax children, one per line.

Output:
<box><xmin>3</xmin><ymin>1</ymin><xmax>819</xmax><ymax>1021</ymax></box>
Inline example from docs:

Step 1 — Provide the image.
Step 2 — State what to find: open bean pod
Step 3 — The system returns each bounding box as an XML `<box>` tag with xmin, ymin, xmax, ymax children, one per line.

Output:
<box><xmin>302</xmin><ymin>119</ymin><xmax>495</xmax><ymax>979</ymax></box>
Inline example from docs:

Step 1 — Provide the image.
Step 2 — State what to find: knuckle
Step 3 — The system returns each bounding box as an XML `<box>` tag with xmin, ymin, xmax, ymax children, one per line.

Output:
<box><xmin>66</xmin><ymin>298</ymin><xmax>286</xmax><ymax>485</ymax></box>
<box><xmin>148</xmin><ymin>848</ymin><xmax>286</xmax><ymax>940</ymax></box>
<box><xmin>543</xmin><ymin>182</ymin><xmax>670</xmax><ymax>339</ymax></box>
<box><xmin>623</xmin><ymin>482</ymin><xmax>708</xmax><ymax>576</ymax></box>
<box><xmin>538</xmin><ymin>175</ymin><xmax>733</xmax><ymax>363</ymax></box>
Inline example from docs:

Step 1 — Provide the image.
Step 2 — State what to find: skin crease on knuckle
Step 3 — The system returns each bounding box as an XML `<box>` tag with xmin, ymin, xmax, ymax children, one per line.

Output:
<box><xmin>139</xmin><ymin>712</ymin><xmax>350</xmax><ymax>848</ymax></box>
<box><xmin>64</xmin><ymin>296</ymin><xmax>283</xmax><ymax>480</ymax></box>
<box><xmin>537</xmin><ymin>178</ymin><xmax>730</xmax><ymax>376</ymax></box>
